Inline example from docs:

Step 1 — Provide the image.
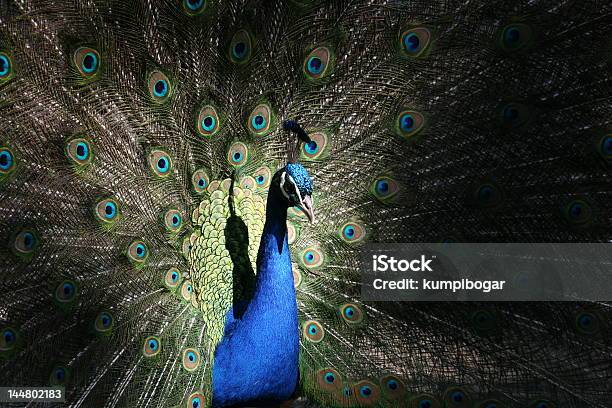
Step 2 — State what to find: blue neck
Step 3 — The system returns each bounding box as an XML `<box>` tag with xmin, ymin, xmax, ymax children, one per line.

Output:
<box><xmin>212</xmin><ymin>190</ymin><xmax>299</xmax><ymax>407</ymax></box>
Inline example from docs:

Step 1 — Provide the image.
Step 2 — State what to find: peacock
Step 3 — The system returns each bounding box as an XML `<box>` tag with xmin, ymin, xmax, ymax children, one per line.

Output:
<box><xmin>0</xmin><ymin>0</ymin><xmax>611</xmax><ymax>407</ymax></box>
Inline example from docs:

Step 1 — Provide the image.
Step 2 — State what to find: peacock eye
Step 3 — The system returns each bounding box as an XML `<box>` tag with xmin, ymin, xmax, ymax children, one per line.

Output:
<box><xmin>371</xmin><ymin>176</ymin><xmax>400</xmax><ymax>202</ymax></box>
<box><xmin>164</xmin><ymin>209</ymin><xmax>182</xmax><ymax>232</ymax></box>
<box><xmin>396</xmin><ymin>110</ymin><xmax>425</xmax><ymax>138</ymax></box>
<box><xmin>0</xmin><ymin>52</ymin><xmax>13</xmax><ymax>80</ymax></box>
<box><xmin>73</xmin><ymin>47</ymin><xmax>100</xmax><ymax>78</ymax></box>
<box><xmin>227</xmin><ymin>142</ymin><xmax>248</xmax><ymax>167</ymax></box>
<box><xmin>284</xmin><ymin>180</ymin><xmax>296</xmax><ymax>195</ymax></box>
<box><xmin>381</xmin><ymin>375</ymin><xmax>405</xmax><ymax>399</ymax></box>
<box><xmin>182</xmin><ymin>348</ymin><xmax>201</xmax><ymax>371</ymax></box>
<box><xmin>55</xmin><ymin>280</ymin><xmax>77</xmax><ymax>303</ymax></box>
<box><xmin>94</xmin><ymin>311</ymin><xmax>114</xmax><ymax>333</ymax></box>
<box><xmin>14</xmin><ymin>230</ymin><xmax>38</xmax><ymax>254</ymax></box>
<box><xmin>400</xmin><ymin>27</ymin><xmax>431</xmax><ymax>57</ymax></box>
<box><xmin>500</xmin><ymin>23</ymin><xmax>533</xmax><ymax>52</ymax></box>
<box><xmin>599</xmin><ymin>135</ymin><xmax>611</xmax><ymax>159</ymax></box>
<box><xmin>339</xmin><ymin>303</ymin><xmax>363</xmax><ymax>323</ymax></box>
<box><xmin>164</xmin><ymin>267</ymin><xmax>182</xmax><ymax>289</ymax></box>
<box><xmin>575</xmin><ymin>311</ymin><xmax>599</xmax><ymax>335</ymax></box>
<box><xmin>51</xmin><ymin>366</ymin><xmax>67</xmax><ymax>384</ymax></box>
<box><xmin>300</xmin><ymin>246</ymin><xmax>324</xmax><ymax>269</ymax></box>
<box><xmin>181</xmin><ymin>280</ymin><xmax>194</xmax><ymax>301</ymax></box>
<box><xmin>229</xmin><ymin>30</ymin><xmax>252</xmax><ymax>64</ymax></box>
<box><xmin>304</xmin><ymin>46</ymin><xmax>332</xmax><ymax>79</ymax></box>
<box><xmin>148</xmin><ymin>71</ymin><xmax>172</xmax><ymax>103</ymax></box>
<box><xmin>563</xmin><ymin>199</ymin><xmax>592</xmax><ymax>226</ymax></box>
<box><xmin>95</xmin><ymin>198</ymin><xmax>120</xmax><ymax>223</ymax></box>
<box><xmin>149</xmin><ymin>149</ymin><xmax>173</xmax><ymax>177</ymax></box>
<box><xmin>128</xmin><ymin>240</ymin><xmax>149</xmax><ymax>264</ymax></box>
<box><xmin>354</xmin><ymin>380</ymin><xmax>380</xmax><ymax>404</ymax></box>
<box><xmin>0</xmin><ymin>328</ymin><xmax>17</xmax><ymax>351</ymax></box>
<box><xmin>0</xmin><ymin>147</ymin><xmax>15</xmax><ymax>174</ymax></box>
<box><xmin>253</xmin><ymin>166</ymin><xmax>271</xmax><ymax>189</ymax></box>
<box><xmin>183</xmin><ymin>0</ymin><xmax>206</xmax><ymax>14</ymax></box>
<box><xmin>197</xmin><ymin>105</ymin><xmax>220</xmax><ymax>137</ymax></box>
<box><xmin>187</xmin><ymin>391</ymin><xmax>206</xmax><ymax>408</ymax></box>
<box><xmin>66</xmin><ymin>138</ymin><xmax>92</xmax><ymax>165</ymax></box>
<box><xmin>303</xmin><ymin>320</ymin><xmax>324</xmax><ymax>342</ymax></box>
<box><xmin>143</xmin><ymin>336</ymin><xmax>161</xmax><ymax>356</ymax></box>
<box><xmin>247</xmin><ymin>103</ymin><xmax>273</xmax><ymax>136</ymax></box>
<box><xmin>191</xmin><ymin>169</ymin><xmax>209</xmax><ymax>194</ymax></box>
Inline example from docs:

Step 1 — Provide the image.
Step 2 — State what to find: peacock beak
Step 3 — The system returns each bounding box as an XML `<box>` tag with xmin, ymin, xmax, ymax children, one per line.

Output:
<box><xmin>298</xmin><ymin>195</ymin><xmax>315</xmax><ymax>224</ymax></box>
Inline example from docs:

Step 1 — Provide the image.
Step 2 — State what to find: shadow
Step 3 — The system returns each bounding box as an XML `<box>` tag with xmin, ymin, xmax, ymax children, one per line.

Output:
<box><xmin>225</xmin><ymin>175</ymin><xmax>256</xmax><ymax>319</ymax></box>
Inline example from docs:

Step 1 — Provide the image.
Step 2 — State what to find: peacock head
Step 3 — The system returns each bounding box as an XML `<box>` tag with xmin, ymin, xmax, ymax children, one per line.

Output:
<box><xmin>274</xmin><ymin>162</ymin><xmax>314</xmax><ymax>223</ymax></box>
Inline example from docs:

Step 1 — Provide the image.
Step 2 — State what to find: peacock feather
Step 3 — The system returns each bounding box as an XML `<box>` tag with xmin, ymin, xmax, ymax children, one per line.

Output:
<box><xmin>0</xmin><ymin>0</ymin><xmax>611</xmax><ymax>407</ymax></box>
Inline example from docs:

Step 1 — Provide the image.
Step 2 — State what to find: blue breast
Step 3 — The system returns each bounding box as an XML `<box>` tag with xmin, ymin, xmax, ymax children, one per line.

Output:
<box><xmin>212</xmin><ymin>199</ymin><xmax>299</xmax><ymax>407</ymax></box>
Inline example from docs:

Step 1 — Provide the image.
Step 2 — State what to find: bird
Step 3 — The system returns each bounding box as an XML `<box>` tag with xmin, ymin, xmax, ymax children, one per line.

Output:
<box><xmin>0</xmin><ymin>0</ymin><xmax>611</xmax><ymax>407</ymax></box>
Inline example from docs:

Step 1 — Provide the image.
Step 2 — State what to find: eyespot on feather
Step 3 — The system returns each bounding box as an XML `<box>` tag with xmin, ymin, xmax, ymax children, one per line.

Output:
<box><xmin>94</xmin><ymin>311</ymin><xmax>114</xmax><ymax>333</ymax></box>
<box><xmin>55</xmin><ymin>280</ymin><xmax>78</xmax><ymax>303</ymax></box>
<box><xmin>148</xmin><ymin>71</ymin><xmax>172</xmax><ymax>102</ymax></box>
<box><xmin>227</xmin><ymin>142</ymin><xmax>248</xmax><ymax>167</ymax></box>
<box><xmin>192</xmin><ymin>169</ymin><xmax>210</xmax><ymax>194</ymax></box>
<box><xmin>127</xmin><ymin>240</ymin><xmax>149</xmax><ymax>264</ymax></box>
<box><xmin>229</xmin><ymin>30</ymin><xmax>253</xmax><ymax>64</ymax></box>
<box><xmin>252</xmin><ymin>166</ymin><xmax>272</xmax><ymax>189</ymax></box>
<box><xmin>0</xmin><ymin>147</ymin><xmax>16</xmax><ymax>176</ymax></box>
<box><xmin>304</xmin><ymin>46</ymin><xmax>333</xmax><ymax>79</ymax></box>
<box><xmin>574</xmin><ymin>309</ymin><xmax>600</xmax><ymax>335</ymax></box>
<box><xmin>409</xmin><ymin>393</ymin><xmax>441</xmax><ymax>408</ymax></box>
<box><xmin>14</xmin><ymin>229</ymin><xmax>39</xmax><ymax>254</ymax></box>
<box><xmin>182</xmin><ymin>0</ymin><xmax>206</xmax><ymax>15</ymax></box>
<box><xmin>317</xmin><ymin>368</ymin><xmax>343</xmax><ymax>391</ymax></box>
<box><xmin>443</xmin><ymin>386</ymin><xmax>472</xmax><ymax>407</ymax></box>
<box><xmin>597</xmin><ymin>134</ymin><xmax>611</xmax><ymax>161</ymax></box>
<box><xmin>370</xmin><ymin>176</ymin><xmax>399</xmax><ymax>203</ymax></box>
<box><xmin>472</xmin><ymin>182</ymin><xmax>504</xmax><ymax>208</ymax></box>
<box><xmin>339</xmin><ymin>303</ymin><xmax>364</xmax><ymax>324</ymax></box>
<box><xmin>339</xmin><ymin>221</ymin><xmax>365</xmax><ymax>243</ymax></box>
<box><xmin>292</xmin><ymin>263</ymin><xmax>302</xmax><ymax>288</ymax></box>
<box><xmin>149</xmin><ymin>150</ymin><xmax>173</xmax><ymax>177</ymax></box>
<box><xmin>287</xmin><ymin>222</ymin><xmax>299</xmax><ymax>245</ymax></box>
<box><xmin>73</xmin><ymin>47</ymin><xmax>100</xmax><ymax>78</ymax></box>
<box><xmin>300</xmin><ymin>246</ymin><xmax>324</xmax><ymax>269</ymax></box>
<box><xmin>395</xmin><ymin>110</ymin><xmax>425</xmax><ymax>139</ymax></box>
<box><xmin>303</xmin><ymin>320</ymin><xmax>324</xmax><ymax>342</ymax></box>
<box><xmin>353</xmin><ymin>380</ymin><xmax>380</xmax><ymax>405</ymax></box>
<box><xmin>182</xmin><ymin>348</ymin><xmax>201</xmax><ymax>371</ymax></box>
<box><xmin>186</xmin><ymin>391</ymin><xmax>206</xmax><ymax>408</ymax></box>
<box><xmin>301</xmin><ymin>131</ymin><xmax>329</xmax><ymax>160</ymax></box>
<box><xmin>247</xmin><ymin>104</ymin><xmax>273</xmax><ymax>136</ymax></box>
<box><xmin>49</xmin><ymin>365</ymin><xmax>69</xmax><ymax>386</ymax></box>
<box><xmin>164</xmin><ymin>209</ymin><xmax>183</xmax><ymax>232</ymax></box>
<box><xmin>66</xmin><ymin>138</ymin><xmax>92</xmax><ymax>165</ymax></box>
<box><xmin>181</xmin><ymin>280</ymin><xmax>194</xmax><ymax>301</ymax></box>
<box><xmin>475</xmin><ymin>399</ymin><xmax>504</xmax><ymax>408</ymax></box>
<box><xmin>380</xmin><ymin>375</ymin><xmax>405</xmax><ymax>399</ymax></box>
<box><xmin>400</xmin><ymin>27</ymin><xmax>431</xmax><ymax>58</ymax></box>
<box><xmin>563</xmin><ymin>199</ymin><xmax>592</xmax><ymax>226</ymax></box>
<box><xmin>499</xmin><ymin>102</ymin><xmax>530</xmax><ymax>129</ymax></box>
<box><xmin>0</xmin><ymin>51</ymin><xmax>14</xmax><ymax>81</ymax></box>
<box><xmin>197</xmin><ymin>105</ymin><xmax>220</xmax><ymax>137</ymax></box>
<box><xmin>143</xmin><ymin>336</ymin><xmax>161</xmax><ymax>357</ymax></box>
<box><xmin>499</xmin><ymin>23</ymin><xmax>534</xmax><ymax>52</ymax></box>
<box><xmin>164</xmin><ymin>267</ymin><xmax>182</xmax><ymax>289</ymax></box>
<box><xmin>0</xmin><ymin>327</ymin><xmax>19</xmax><ymax>352</ymax></box>
<box><xmin>528</xmin><ymin>399</ymin><xmax>556</xmax><ymax>408</ymax></box>
<box><xmin>95</xmin><ymin>198</ymin><xmax>120</xmax><ymax>223</ymax></box>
